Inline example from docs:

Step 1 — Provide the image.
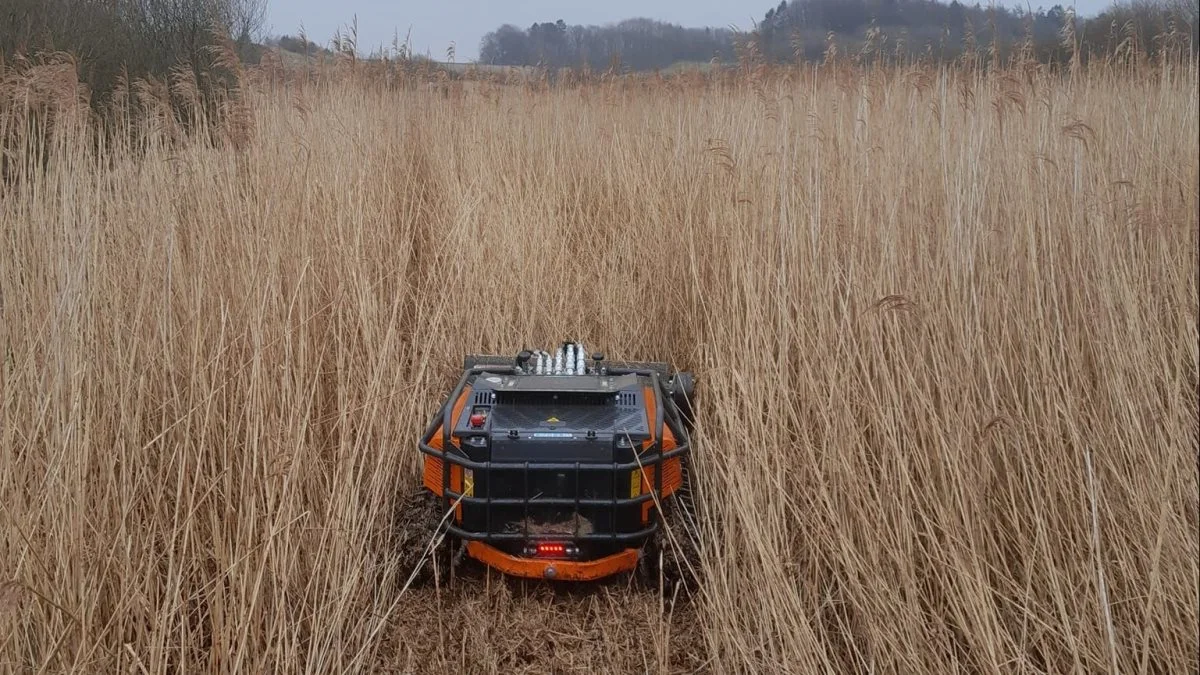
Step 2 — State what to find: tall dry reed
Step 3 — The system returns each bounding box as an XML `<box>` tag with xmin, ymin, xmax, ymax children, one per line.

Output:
<box><xmin>1</xmin><ymin>56</ymin><xmax>1197</xmax><ymax>673</ymax></box>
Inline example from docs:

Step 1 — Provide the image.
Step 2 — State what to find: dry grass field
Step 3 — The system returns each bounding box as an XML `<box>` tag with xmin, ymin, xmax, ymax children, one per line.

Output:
<box><xmin>1</xmin><ymin>51</ymin><xmax>1197</xmax><ymax>673</ymax></box>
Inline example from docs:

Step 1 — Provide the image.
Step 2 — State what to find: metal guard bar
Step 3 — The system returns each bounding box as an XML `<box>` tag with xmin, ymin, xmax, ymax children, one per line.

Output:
<box><xmin>441</xmin><ymin>521</ymin><xmax>660</xmax><ymax>542</ymax></box>
<box><xmin>417</xmin><ymin>444</ymin><xmax>689</xmax><ymax>475</ymax></box>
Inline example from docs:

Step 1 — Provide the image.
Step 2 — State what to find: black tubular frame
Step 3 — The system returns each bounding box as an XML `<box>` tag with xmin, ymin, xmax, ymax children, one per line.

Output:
<box><xmin>416</xmin><ymin>363</ymin><xmax>691</xmax><ymax>544</ymax></box>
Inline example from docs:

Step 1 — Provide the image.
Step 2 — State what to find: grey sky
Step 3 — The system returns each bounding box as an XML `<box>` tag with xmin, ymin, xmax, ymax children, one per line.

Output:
<box><xmin>265</xmin><ymin>0</ymin><xmax>1115</xmax><ymax>63</ymax></box>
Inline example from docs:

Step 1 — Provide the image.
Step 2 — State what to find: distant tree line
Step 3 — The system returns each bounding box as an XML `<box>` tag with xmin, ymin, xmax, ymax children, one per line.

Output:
<box><xmin>1</xmin><ymin>0</ymin><xmax>268</xmax><ymax>108</ymax></box>
<box><xmin>478</xmin><ymin>0</ymin><xmax>1197</xmax><ymax>70</ymax></box>
<box><xmin>270</xmin><ymin>35</ymin><xmax>333</xmax><ymax>58</ymax></box>
<box><xmin>755</xmin><ymin>0</ymin><xmax>1197</xmax><ymax>63</ymax></box>
<box><xmin>479</xmin><ymin>19</ymin><xmax>736</xmax><ymax>70</ymax></box>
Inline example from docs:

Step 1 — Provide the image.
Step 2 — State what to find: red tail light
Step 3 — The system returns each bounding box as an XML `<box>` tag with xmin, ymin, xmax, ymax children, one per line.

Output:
<box><xmin>536</xmin><ymin>542</ymin><xmax>566</xmax><ymax>557</ymax></box>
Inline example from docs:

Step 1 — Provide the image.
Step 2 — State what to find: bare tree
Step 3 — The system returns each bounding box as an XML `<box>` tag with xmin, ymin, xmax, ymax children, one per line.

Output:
<box><xmin>2</xmin><ymin>0</ymin><xmax>273</xmax><ymax>111</ymax></box>
<box><xmin>224</xmin><ymin>0</ymin><xmax>269</xmax><ymax>46</ymax></box>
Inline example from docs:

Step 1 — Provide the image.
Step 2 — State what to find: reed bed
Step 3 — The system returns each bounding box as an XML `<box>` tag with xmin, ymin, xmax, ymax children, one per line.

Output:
<box><xmin>1</xmin><ymin>54</ymin><xmax>1197</xmax><ymax>673</ymax></box>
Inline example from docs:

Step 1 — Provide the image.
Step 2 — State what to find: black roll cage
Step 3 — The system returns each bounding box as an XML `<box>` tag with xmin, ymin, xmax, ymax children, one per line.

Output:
<box><xmin>416</xmin><ymin>363</ymin><xmax>691</xmax><ymax>544</ymax></box>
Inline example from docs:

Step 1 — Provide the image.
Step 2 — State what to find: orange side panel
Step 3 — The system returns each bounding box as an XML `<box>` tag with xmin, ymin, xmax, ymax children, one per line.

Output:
<box><xmin>428</xmin><ymin>387</ymin><xmax>473</xmax><ymax>452</ymax></box>
<box><xmin>423</xmin><ymin>456</ymin><xmax>444</xmax><ymax>495</ymax></box>
<box><xmin>659</xmin><ymin>426</ymin><xmax>681</xmax><ymax>496</ymax></box>
<box><xmin>639</xmin><ymin>465</ymin><xmax>656</xmax><ymax>489</ymax></box>
<box><xmin>638</xmin><ymin>457</ymin><xmax>683</xmax><ymax>523</ymax></box>
<box><xmin>638</xmin><ymin>465</ymin><xmax>656</xmax><ymax>523</ymax></box>
<box><xmin>450</xmin><ymin>464</ymin><xmax>463</xmax><ymax>521</ymax></box>
<box><xmin>638</xmin><ymin>391</ymin><xmax>684</xmax><ymax>521</ymax></box>
<box><xmin>450</xmin><ymin>386</ymin><xmax>472</xmax><ymax>431</ymax></box>
<box><xmin>641</xmin><ymin>386</ymin><xmax>657</xmax><ymax>451</ymax></box>
<box><xmin>661</xmin><ymin>457</ymin><xmax>682</xmax><ymax>495</ymax></box>
<box><xmin>465</xmin><ymin>541</ymin><xmax>640</xmax><ymax>581</ymax></box>
<box><xmin>421</xmin><ymin>456</ymin><xmax>463</xmax><ymax>519</ymax></box>
<box><xmin>423</xmin><ymin>386</ymin><xmax>473</xmax><ymax>499</ymax></box>
<box><xmin>661</xmin><ymin>426</ymin><xmax>677</xmax><ymax>452</ymax></box>
<box><xmin>640</xmin><ymin>387</ymin><xmax>680</xmax><ymax>451</ymax></box>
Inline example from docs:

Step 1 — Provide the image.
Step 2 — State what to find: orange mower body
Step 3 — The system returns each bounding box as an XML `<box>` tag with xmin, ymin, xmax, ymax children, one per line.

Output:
<box><xmin>400</xmin><ymin>342</ymin><xmax>699</xmax><ymax>586</ymax></box>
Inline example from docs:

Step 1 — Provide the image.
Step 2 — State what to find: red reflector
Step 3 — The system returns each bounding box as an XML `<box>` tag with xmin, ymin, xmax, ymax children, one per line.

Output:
<box><xmin>536</xmin><ymin>542</ymin><xmax>566</xmax><ymax>557</ymax></box>
<box><xmin>469</xmin><ymin>413</ymin><xmax>486</xmax><ymax>427</ymax></box>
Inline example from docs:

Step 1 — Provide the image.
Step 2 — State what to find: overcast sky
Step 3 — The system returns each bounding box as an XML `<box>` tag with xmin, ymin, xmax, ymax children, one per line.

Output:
<box><xmin>265</xmin><ymin>0</ymin><xmax>1114</xmax><ymax>63</ymax></box>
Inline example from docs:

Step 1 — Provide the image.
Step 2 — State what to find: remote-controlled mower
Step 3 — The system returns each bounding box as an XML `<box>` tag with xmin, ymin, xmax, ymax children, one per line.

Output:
<box><xmin>396</xmin><ymin>341</ymin><xmax>699</xmax><ymax>587</ymax></box>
